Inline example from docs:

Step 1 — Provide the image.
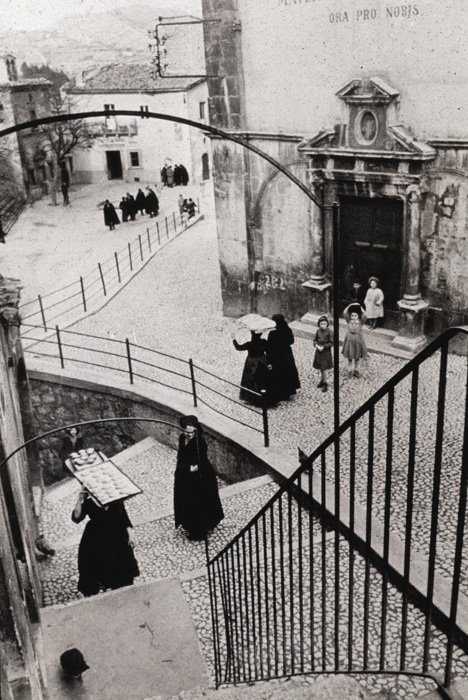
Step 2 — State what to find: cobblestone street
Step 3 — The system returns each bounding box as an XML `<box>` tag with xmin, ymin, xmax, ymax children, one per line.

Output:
<box><xmin>11</xmin><ymin>182</ymin><xmax>468</xmax><ymax>697</ymax></box>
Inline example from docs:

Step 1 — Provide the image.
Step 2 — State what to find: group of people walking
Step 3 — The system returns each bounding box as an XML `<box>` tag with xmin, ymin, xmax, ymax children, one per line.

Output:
<box><xmin>178</xmin><ymin>195</ymin><xmax>197</xmax><ymax>222</ymax></box>
<box><xmin>234</xmin><ymin>276</ymin><xmax>385</xmax><ymax>398</ymax></box>
<box><xmin>102</xmin><ymin>187</ymin><xmax>159</xmax><ymax>230</ymax></box>
<box><xmin>161</xmin><ymin>163</ymin><xmax>189</xmax><ymax>188</ymax></box>
<box><xmin>233</xmin><ymin>314</ymin><xmax>301</xmax><ymax>406</ymax></box>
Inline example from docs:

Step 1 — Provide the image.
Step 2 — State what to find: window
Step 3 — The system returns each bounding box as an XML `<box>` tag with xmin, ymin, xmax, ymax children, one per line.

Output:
<box><xmin>28</xmin><ymin>169</ymin><xmax>36</xmax><ymax>186</ymax></box>
<box><xmin>199</xmin><ymin>101</ymin><xmax>206</xmax><ymax>120</ymax></box>
<box><xmin>0</xmin><ymin>102</ymin><xmax>4</xmax><ymax>123</ymax></box>
<box><xmin>104</xmin><ymin>103</ymin><xmax>115</xmax><ymax>111</ymax></box>
<box><xmin>129</xmin><ymin>151</ymin><xmax>140</xmax><ymax>167</ymax></box>
<box><xmin>29</xmin><ymin>108</ymin><xmax>37</xmax><ymax>121</ymax></box>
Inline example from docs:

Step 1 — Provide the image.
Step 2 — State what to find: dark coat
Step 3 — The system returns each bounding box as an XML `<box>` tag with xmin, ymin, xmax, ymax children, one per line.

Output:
<box><xmin>72</xmin><ymin>495</ymin><xmax>139</xmax><ymax>596</ymax></box>
<box><xmin>179</xmin><ymin>164</ymin><xmax>189</xmax><ymax>186</ymax></box>
<box><xmin>135</xmin><ymin>190</ymin><xmax>146</xmax><ymax>212</ymax></box>
<box><xmin>161</xmin><ymin>166</ymin><xmax>167</xmax><ymax>184</ymax></box>
<box><xmin>174</xmin><ymin>165</ymin><xmax>182</xmax><ymax>186</ymax></box>
<box><xmin>126</xmin><ymin>194</ymin><xmax>137</xmax><ymax>219</ymax></box>
<box><xmin>313</xmin><ymin>327</ymin><xmax>334</xmax><ymax>370</ymax></box>
<box><xmin>187</xmin><ymin>200</ymin><xmax>196</xmax><ymax>219</ymax></box>
<box><xmin>145</xmin><ymin>189</ymin><xmax>159</xmax><ymax>216</ymax></box>
<box><xmin>103</xmin><ymin>202</ymin><xmax>120</xmax><ymax>227</ymax></box>
<box><xmin>267</xmin><ymin>323</ymin><xmax>300</xmax><ymax>399</ymax></box>
<box><xmin>174</xmin><ymin>432</ymin><xmax>224</xmax><ymax>540</ymax></box>
<box><xmin>119</xmin><ymin>198</ymin><xmax>129</xmax><ymax>221</ymax></box>
<box><xmin>233</xmin><ymin>336</ymin><xmax>272</xmax><ymax>405</ymax></box>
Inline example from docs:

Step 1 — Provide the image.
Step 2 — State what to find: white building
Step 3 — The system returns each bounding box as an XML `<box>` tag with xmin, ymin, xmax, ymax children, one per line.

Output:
<box><xmin>64</xmin><ymin>63</ymin><xmax>210</xmax><ymax>186</ymax></box>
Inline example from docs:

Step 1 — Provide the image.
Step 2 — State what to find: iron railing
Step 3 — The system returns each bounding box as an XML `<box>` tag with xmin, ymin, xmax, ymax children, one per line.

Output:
<box><xmin>18</xmin><ymin>200</ymin><xmax>201</xmax><ymax>334</ymax></box>
<box><xmin>206</xmin><ymin>327</ymin><xmax>468</xmax><ymax>698</ymax></box>
<box><xmin>21</xmin><ymin>323</ymin><xmax>270</xmax><ymax>447</ymax></box>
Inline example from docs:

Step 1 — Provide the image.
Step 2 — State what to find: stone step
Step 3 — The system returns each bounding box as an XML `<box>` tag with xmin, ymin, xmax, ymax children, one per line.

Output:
<box><xmin>39</xmin><ymin>436</ymin><xmax>276</xmax><ymax>551</ymax></box>
<box><xmin>291</xmin><ymin>313</ymin><xmax>414</xmax><ymax>361</ymax></box>
<box><xmin>161</xmin><ymin>675</ymin><xmax>379</xmax><ymax>700</ymax></box>
<box><xmin>39</xmin><ymin>437</ymin><xmax>279</xmax><ymax>607</ymax></box>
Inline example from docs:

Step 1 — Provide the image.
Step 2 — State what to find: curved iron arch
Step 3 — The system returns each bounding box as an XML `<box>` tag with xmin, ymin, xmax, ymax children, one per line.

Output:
<box><xmin>0</xmin><ymin>416</ymin><xmax>185</xmax><ymax>474</ymax></box>
<box><xmin>0</xmin><ymin>108</ymin><xmax>341</xmax><ymax>431</ymax></box>
<box><xmin>0</xmin><ymin>109</ymin><xmax>322</xmax><ymax>209</ymax></box>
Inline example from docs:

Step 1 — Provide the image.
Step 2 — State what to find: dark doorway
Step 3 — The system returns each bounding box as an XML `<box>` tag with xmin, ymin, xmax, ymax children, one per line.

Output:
<box><xmin>106</xmin><ymin>150</ymin><xmax>123</xmax><ymax>179</ymax></box>
<box><xmin>202</xmin><ymin>152</ymin><xmax>210</xmax><ymax>180</ymax></box>
<box><xmin>340</xmin><ymin>195</ymin><xmax>403</xmax><ymax>320</ymax></box>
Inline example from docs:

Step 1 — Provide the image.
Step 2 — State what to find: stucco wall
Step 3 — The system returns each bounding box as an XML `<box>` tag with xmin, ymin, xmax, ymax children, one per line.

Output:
<box><xmin>69</xmin><ymin>85</ymin><xmax>208</xmax><ymax>186</ymax></box>
<box><xmin>237</xmin><ymin>0</ymin><xmax>468</xmax><ymax>140</ymax></box>
<box><xmin>211</xmin><ymin>134</ymin><xmax>318</xmax><ymax>318</ymax></box>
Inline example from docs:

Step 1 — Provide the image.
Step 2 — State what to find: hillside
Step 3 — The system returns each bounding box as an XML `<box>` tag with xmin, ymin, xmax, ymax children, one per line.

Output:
<box><xmin>0</xmin><ymin>1</ymin><xmax>205</xmax><ymax>78</ymax></box>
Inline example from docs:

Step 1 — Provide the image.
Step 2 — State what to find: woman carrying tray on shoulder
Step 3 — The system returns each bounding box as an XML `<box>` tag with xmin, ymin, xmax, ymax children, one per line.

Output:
<box><xmin>72</xmin><ymin>488</ymin><xmax>140</xmax><ymax>597</ymax></box>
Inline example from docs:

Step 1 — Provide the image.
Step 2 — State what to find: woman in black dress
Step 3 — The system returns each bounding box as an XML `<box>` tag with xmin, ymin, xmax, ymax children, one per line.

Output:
<box><xmin>103</xmin><ymin>200</ymin><xmax>120</xmax><ymax>231</ymax></box>
<box><xmin>233</xmin><ymin>330</ymin><xmax>272</xmax><ymax>405</ymax></box>
<box><xmin>266</xmin><ymin>314</ymin><xmax>300</xmax><ymax>401</ymax></box>
<box><xmin>72</xmin><ymin>490</ymin><xmax>139</xmax><ymax>596</ymax></box>
<box><xmin>174</xmin><ymin>416</ymin><xmax>224</xmax><ymax>541</ymax></box>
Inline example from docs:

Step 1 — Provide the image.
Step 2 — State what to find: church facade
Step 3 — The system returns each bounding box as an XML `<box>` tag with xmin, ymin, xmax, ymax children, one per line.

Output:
<box><xmin>201</xmin><ymin>0</ymin><xmax>468</xmax><ymax>350</ymax></box>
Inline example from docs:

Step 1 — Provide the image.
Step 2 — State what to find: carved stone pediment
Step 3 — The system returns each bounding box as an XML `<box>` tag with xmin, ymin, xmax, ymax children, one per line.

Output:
<box><xmin>298</xmin><ymin>77</ymin><xmax>435</xmax><ymax>162</ymax></box>
<box><xmin>336</xmin><ymin>76</ymin><xmax>399</xmax><ymax>105</ymax></box>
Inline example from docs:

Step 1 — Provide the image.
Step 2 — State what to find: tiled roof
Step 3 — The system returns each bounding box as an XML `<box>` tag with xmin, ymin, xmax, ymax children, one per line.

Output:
<box><xmin>66</xmin><ymin>63</ymin><xmax>204</xmax><ymax>93</ymax></box>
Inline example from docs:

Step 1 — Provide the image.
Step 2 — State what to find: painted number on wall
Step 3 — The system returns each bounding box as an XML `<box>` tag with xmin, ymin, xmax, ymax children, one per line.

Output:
<box><xmin>256</xmin><ymin>273</ymin><xmax>287</xmax><ymax>294</ymax></box>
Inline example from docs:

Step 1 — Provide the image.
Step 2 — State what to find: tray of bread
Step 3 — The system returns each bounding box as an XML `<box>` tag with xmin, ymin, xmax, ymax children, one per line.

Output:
<box><xmin>67</xmin><ymin>448</ymin><xmax>105</xmax><ymax>471</ymax></box>
<box><xmin>65</xmin><ymin>448</ymin><xmax>142</xmax><ymax>505</ymax></box>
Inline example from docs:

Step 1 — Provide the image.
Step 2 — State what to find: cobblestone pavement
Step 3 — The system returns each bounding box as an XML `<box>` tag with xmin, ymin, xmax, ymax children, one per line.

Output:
<box><xmin>28</xmin><ymin>192</ymin><xmax>468</xmax><ymax>592</ymax></box>
<box><xmin>39</xmin><ymin>439</ymin><xmax>468</xmax><ymax>699</ymax></box>
<box><xmin>39</xmin><ymin>439</ymin><xmax>280</xmax><ymax>606</ymax></box>
<box><xmin>21</xmin><ymin>183</ymin><xmax>468</xmax><ymax>696</ymax></box>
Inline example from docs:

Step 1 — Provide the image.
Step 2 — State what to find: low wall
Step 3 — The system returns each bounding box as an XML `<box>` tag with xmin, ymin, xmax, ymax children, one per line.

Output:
<box><xmin>27</xmin><ymin>363</ymin><xmax>273</xmax><ymax>486</ymax></box>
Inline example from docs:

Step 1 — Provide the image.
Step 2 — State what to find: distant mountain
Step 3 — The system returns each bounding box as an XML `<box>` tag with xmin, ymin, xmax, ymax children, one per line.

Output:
<box><xmin>0</xmin><ymin>1</ymin><xmax>205</xmax><ymax>78</ymax></box>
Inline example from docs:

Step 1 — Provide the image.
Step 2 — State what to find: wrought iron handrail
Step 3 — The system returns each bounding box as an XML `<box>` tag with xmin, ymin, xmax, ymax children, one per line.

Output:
<box><xmin>206</xmin><ymin>326</ymin><xmax>468</xmax><ymax>698</ymax></box>
<box><xmin>23</xmin><ymin>322</ymin><xmax>269</xmax><ymax>446</ymax></box>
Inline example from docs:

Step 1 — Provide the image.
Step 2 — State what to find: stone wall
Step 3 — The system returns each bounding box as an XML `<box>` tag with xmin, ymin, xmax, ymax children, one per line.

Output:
<box><xmin>0</xmin><ymin>276</ymin><xmax>46</xmax><ymax>699</ymax></box>
<box><xmin>422</xmin><ymin>146</ymin><xmax>468</xmax><ymax>333</ymax></box>
<box><xmin>202</xmin><ymin>0</ymin><xmax>246</xmax><ymax>131</ymax></box>
<box><xmin>28</xmin><ymin>371</ymin><xmax>267</xmax><ymax>487</ymax></box>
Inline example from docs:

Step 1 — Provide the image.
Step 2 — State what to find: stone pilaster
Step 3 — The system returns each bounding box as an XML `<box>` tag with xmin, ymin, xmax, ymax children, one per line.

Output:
<box><xmin>392</xmin><ymin>185</ymin><xmax>429</xmax><ymax>353</ymax></box>
<box><xmin>301</xmin><ymin>177</ymin><xmax>331</xmax><ymax>317</ymax></box>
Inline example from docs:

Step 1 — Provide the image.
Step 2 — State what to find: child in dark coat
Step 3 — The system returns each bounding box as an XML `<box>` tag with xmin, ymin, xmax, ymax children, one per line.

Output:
<box><xmin>313</xmin><ymin>315</ymin><xmax>333</xmax><ymax>392</ymax></box>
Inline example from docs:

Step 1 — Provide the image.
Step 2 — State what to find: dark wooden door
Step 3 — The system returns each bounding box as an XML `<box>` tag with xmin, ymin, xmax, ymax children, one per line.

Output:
<box><xmin>340</xmin><ymin>196</ymin><xmax>403</xmax><ymax>314</ymax></box>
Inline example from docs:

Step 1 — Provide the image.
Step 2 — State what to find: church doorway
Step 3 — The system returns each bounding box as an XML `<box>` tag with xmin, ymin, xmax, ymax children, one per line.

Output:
<box><xmin>339</xmin><ymin>195</ymin><xmax>403</xmax><ymax>322</ymax></box>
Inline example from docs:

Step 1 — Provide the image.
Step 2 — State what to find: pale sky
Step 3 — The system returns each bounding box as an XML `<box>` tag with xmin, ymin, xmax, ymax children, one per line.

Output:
<box><xmin>2</xmin><ymin>0</ymin><xmax>200</xmax><ymax>32</ymax></box>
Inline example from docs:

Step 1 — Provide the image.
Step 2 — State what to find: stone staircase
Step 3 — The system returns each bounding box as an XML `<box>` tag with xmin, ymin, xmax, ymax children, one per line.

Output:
<box><xmin>37</xmin><ymin>437</ymin><xmax>461</xmax><ymax>700</ymax></box>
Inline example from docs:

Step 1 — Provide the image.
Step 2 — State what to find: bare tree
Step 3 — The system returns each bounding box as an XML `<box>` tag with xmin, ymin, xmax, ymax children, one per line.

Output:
<box><xmin>38</xmin><ymin>89</ymin><xmax>92</xmax><ymax>205</ymax></box>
